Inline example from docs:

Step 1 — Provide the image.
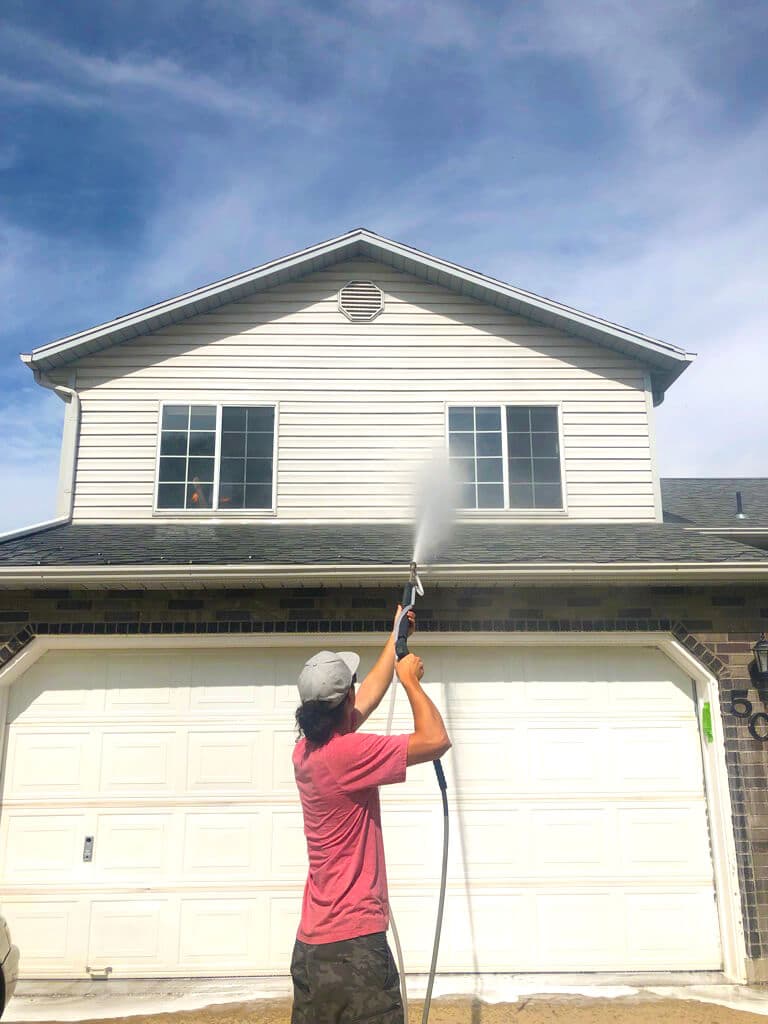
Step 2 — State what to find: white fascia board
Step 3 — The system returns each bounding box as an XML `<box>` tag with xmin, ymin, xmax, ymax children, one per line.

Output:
<box><xmin>1</xmin><ymin>561</ymin><xmax>768</xmax><ymax>588</ymax></box>
<box><xmin>0</xmin><ymin>516</ymin><xmax>71</xmax><ymax>543</ymax></box>
<box><xmin>22</xmin><ymin>229</ymin><xmax>693</xmax><ymax>380</ymax></box>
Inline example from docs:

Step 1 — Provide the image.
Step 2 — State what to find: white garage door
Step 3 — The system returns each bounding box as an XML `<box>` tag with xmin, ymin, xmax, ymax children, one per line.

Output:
<box><xmin>0</xmin><ymin>642</ymin><xmax>722</xmax><ymax>976</ymax></box>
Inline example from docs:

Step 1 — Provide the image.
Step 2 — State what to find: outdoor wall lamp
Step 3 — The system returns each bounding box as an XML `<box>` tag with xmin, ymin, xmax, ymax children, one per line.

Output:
<box><xmin>754</xmin><ymin>633</ymin><xmax>768</xmax><ymax>683</ymax></box>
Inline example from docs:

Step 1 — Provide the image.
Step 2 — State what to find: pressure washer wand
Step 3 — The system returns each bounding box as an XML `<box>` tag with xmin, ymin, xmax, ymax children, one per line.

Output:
<box><xmin>394</xmin><ymin>561</ymin><xmax>448</xmax><ymax>1024</ymax></box>
<box><xmin>395</xmin><ymin>561</ymin><xmax>421</xmax><ymax>660</ymax></box>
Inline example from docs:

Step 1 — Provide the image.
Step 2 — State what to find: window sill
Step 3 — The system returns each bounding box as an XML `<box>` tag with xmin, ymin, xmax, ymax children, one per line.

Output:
<box><xmin>152</xmin><ymin>509</ymin><xmax>277</xmax><ymax>518</ymax></box>
<box><xmin>456</xmin><ymin>508</ymin><xmax>569</xmax><ymax>518</ymax></box>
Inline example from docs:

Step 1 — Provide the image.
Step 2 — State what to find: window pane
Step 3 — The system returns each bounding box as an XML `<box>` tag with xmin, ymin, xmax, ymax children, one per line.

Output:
<box><xmin>159</xmin><ymin>457</ymin><xmax>186</xmax><ymax>482</ymax></box>
<box><xmin>188</xmin><ymin>457</ymin><xmax>215</xmax><ymax>481</ymax></box>
<box><xmin>530</xmin><ymin>407</ymin><xmax>558</xmax><ymax>432</ymax></box>
<box><xmin>477</xmin><ymin>484</ymin><xmax>504</xmax><ymax>508</ymax></box>
<box><xmin>190</xmin><ymin>405</ymin><xmax>216</xmax><ymax>430</ymax></box>
<box><xmin>459</xmin><ymin>483</ymin><xmax>477</xmax><ymax>508</ymax></box>
<box><xmin>219</xmin><ymin>483</ymin><xmax>244</xmax><ymax>508</ymax></box>
<box><xmin>506</xmin><ymin>407</ymin><xmax>530</xmax><ymax>432</ymax></box>
<box><xmin>532</xmin><ymin>433</ymin><xmax>559</xmax><ymax>458</ymax></box>
<box><xmin>508</xmin><ymin>458</ymin><xmax>533</xmax><ymax>483</ymax></box>
<box><xmin>475</xmin><ymin>407</ymin><xmax>501</xmax><ymax>431</ymax></box>
<box><xmin>220</xmin><ymin>457</ymin><xmax>245</xmax><ymax>485</ymax></box>
<box><xmin>509</xmin><ymin>483</ymin><xmax>534</xmax><ymax>508</ymax></box>
<box><xmin>157</xmin><ymin>483</ymin><xmax>185</xmax><ymax>508</ymax></box>
<box><xmin>449</xmin><ymin>433</ymin><xmax>475</xmax><ymax>457</ymax></box>
<box><xmin>247</xmin><ymin>407</ymin><xmax>274</xmax><ymax>432</ymax></box>
<box><xmin>187</xmin><ymin>481</ymin><xmax>213</xmax><ymax>508</ymax></box>
<box><xmin>162</xmin><ymin>405</ymin><xmax>189</xmax><ymax>430</ymax></box>
<box><xmin>476</xmin><ymin>458</ymin><xmax>503</xmax><ymax>483</ymax></box>
<box><xmin>245</xmin><ymin>484</ymin><xmax>273</xmax><ymax>509</ymax></box>
<box><xmin>220</xmin><ymin>431</ymin><xmax>246</xmax><ymax>458</ymax></box>
<box><xmin>160</xmin><ymin>431</ymin><xmax>187</xmax><ymax>457</ymax></box>
<box><xmin>451</xmin><ymin>458</ymin><xmax>475</xmax><ymax>484</ymax></box>
<box><xmin>189</xmin><ymin>432</ymin><xmax>216</xmax><ymax>457</ymax></box>
<box><xmin>246</xmin><ymin>458</ymin><xmax>272</xmax><ymax>484</ymax></box>
<box><xmin>508</xmin><ymin>432</ymin><xmax>531</xmax><ymax>457</ymax></box>
<box><xmin>534</xmin><ymin>483</ymin><xmax>563</xmax><ymax>508</ymax></box>
<box><xmin>222</xmin><ymin>407</ymin><xmax>247</xmax><ymax>432</ymax></box>
<box><xmin>246</xmin><ymin>432</ymin><xmax>273</xmax><ymax>458</ymax></box>
<box><xmin>476</xmin><ymin>432</ymin><xmax>501</xmax><ymax>457</ymax></box>
<box><xmin>449</xmin><ymin>407</ymin><xmax>474</xmax><ymax>431</ymax></box>
<box><xmin>533</xmin><ymin>458</ymin><xmax>561</xmax><ymax>483</ymax></box>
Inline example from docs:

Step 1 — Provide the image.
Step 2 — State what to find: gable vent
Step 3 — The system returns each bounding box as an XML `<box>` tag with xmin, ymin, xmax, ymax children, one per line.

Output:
<box><xmin>338</xmin><ymin>280</ymin><xmax>384</xmax><ymax>322</ymax></box>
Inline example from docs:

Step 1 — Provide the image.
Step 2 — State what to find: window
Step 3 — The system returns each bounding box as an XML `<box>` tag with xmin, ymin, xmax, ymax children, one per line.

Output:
<box><xmin>156</xmin><ymin>404</ymin><xmax>275</xmax><ymax>511</ymax></box>
<box><xmin>448</xmin><ymin>405</ymin><xmax>563</xmax><ymax>510</ymax></box>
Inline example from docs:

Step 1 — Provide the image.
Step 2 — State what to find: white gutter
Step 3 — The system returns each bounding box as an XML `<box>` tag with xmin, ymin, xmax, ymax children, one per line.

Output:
<box><xmin>1</xmin><ymin>561</ymin><xmax>768</xmax><ymax>588</ymax></box>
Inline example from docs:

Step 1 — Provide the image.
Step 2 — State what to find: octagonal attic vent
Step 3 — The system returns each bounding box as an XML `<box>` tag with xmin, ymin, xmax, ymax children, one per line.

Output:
<box><xmin>338</xmin><ymin>280</ymin><xmax>384</xmax><ymax>322</ymax></box>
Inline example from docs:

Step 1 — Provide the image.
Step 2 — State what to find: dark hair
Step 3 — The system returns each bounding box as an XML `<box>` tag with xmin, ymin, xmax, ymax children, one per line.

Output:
<box><xmin>296</xmin><ymin>698</ymin><xmax>347</xmax><ymax>746</ymax></box>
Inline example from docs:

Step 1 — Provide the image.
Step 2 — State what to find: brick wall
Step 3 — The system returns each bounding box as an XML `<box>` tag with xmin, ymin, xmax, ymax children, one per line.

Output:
<box><xmin>1</xmin><ymin>581</ymin><xmax>767</xmax><ymax>976</ymax></box>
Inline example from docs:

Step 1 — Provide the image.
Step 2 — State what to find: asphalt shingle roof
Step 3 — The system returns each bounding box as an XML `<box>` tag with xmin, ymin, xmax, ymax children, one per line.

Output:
<box><xmin>662</xmin><ymin>478</ymin><xmax>768</xmax><ymax>528</ymax></box>
<box><xmin>1</xmin><ymin>521</ymin><xmax>766</xmax><ymax>568</ymax></box>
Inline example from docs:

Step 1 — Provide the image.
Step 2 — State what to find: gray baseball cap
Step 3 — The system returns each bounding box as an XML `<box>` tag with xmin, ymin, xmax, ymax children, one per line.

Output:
<box><xmin>297</xmin><ymin>650</ymin><xmax>361</xmax><ymax>707</ymax></box>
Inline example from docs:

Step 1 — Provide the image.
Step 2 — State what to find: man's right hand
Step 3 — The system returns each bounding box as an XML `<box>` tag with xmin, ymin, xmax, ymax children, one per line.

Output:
<box><xmin>396</xmin><ymin>653</ymin><xmax>424</xmax><ymax>686</ymax></box>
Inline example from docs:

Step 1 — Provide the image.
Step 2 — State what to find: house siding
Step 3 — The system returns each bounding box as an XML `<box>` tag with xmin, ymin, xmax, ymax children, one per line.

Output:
<box><xmin>66</xmin><ymin>259</ymin><xmax>658</xmax><ymax>524</ymax></box>
<box><xmin>1</xmin><ymin>581</ymin><xmax>767</xmax><ymax>978</ymax></box>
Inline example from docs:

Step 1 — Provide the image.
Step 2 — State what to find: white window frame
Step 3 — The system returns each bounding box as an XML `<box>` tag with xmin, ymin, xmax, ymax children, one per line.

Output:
<box><xmin>153</xmin><ymin>401</ymin><xmax>278</xmax><ymax>516</ymax></box>
<box><xmin>445</xmin><ymin>402</ymin><xmax>568</xmax><ymax>515</ymax></box>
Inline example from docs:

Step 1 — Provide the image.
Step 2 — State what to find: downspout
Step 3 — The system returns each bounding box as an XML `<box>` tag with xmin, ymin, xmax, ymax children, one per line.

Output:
<box><xmin>34</xmin><ymin>369</ymin><xmax>81</xmax><ymax>521</ymax></box>
<box><xmin>0</xmin><ymin>366</ymin><xmax>81</xmax><ymax>541</ymax></box>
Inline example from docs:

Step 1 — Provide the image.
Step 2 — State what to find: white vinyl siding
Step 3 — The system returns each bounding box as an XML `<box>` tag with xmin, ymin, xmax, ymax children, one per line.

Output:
<box><xmin>69</xmin><ymin>260</ymin><xmax>658</xmax><ymax>523</ymax></box>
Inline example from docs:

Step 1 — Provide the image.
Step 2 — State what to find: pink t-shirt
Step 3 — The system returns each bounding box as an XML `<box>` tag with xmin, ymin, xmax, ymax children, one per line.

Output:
<box><xmin>293</xmin><ymin>730</ymin><xmax>409</xmax><ymax>944</ymax></box>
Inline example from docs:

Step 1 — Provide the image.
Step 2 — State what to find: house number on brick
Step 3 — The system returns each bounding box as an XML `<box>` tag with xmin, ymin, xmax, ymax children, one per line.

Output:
<box><xmin>729</xmin><ymin>691</ymin><xmax>768</xmax><ymax>741</ymax></box>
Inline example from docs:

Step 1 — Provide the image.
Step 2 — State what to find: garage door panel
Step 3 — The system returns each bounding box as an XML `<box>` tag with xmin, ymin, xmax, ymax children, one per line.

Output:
<box><xmin>178</xmin><ymin>897</ymin><xmax>266</xmax><ymax>968</ymax></box>
<box><xmin>269</xmin><ymin>810</ymin><xmax>310</xmax><ymax>882</ymax></box>
<box><xmin>537</xmin><ymin>892</ymin><xmax>620</xmax><ymax>965</ymax></box>
<box><xmin>186</xmin><ymin>730</ymin><xmax>264</xmax><ymax>791</ymax></box>
<box><xmin>9</xmin><ymin>654</ymin><xmax>106</xmax><ymax>722</ymax></box>
<box><xmin>609</xmin><ymin>725</ymin><xmax>704</xmax><ymax>790</ymax></box>
<box><xmin>447</xmin><ymin>726</ymin><xmax>525</xmax><ymax>790</ymax></box>
<box><xmin>618</xmin><ymin>806</ymin><xmax>713</xmax><ymax>875</ymax></box>
<box><xmin>624</xmin><ymin>891</ymin><xmax>721</xmax><ymax>965</ymax></box>
<box><xmin>529</xmin><ymin>808</ymin><xmax>608</xmax><ymax>869</ymax></box>
<box><xmin>5</xmin><ymin>730</ymin><xmax>92</xmax><ymax>797</ymax></box>
<box><xmin>2</xmin><ymin>813</ymin><xmax>87</xmax><ymax>880</ymax></box>
<box><xmin>105</xmin><ymin>652</ymin><xmax>192</xmax><ymax>689</ymax></box>
<box><xmin>94</xmin><ymin>813</ymin><xmax>173</xmax><ymax>881</ymax></box>
<box><xmin>439</xmin><ymin>648</ymin><xmax>525</xmax><ymax>716</ymax></box>
<box><xmin>528</xmin><ymin>725</ymin><xmax>602</xmax><ymax>789</ymax></box>
<box><xmin>1</xmin><ymin>899</ymin><xmax>88</xmax><ymax>973</ymax></box>
<box><xmin>88</xmin><ymin>898</ymin><xmax>175</xmax><ymax>968</ymax></box>
<box><xmin>445</xmin><ymin>807</ymin><xmax>524</xmax><ymax>880</ymax></box>
<box><xmin>183</xmin><ymin>811</ymin><xmax>267</xmax><ymax>878</ymax></box>
<box><xmin>100</xmin><ymin>730</ymin><xmax>177</xmax><ymax>794</ymax></box>
<box><xmin>189</xmin><ymin>651</ymin><xmax>275</xmax><ymax>712</ymax></box>
<box><xmin>268</xmin><ymin>893</ymin><xmax>305</xmax><ymax>970</ymax></box>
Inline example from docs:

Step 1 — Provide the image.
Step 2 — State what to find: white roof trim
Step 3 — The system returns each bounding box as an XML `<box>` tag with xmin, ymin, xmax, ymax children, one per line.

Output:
<box><xmin>22</xmin><ymin>229</ymin><xmax>694</xmax><ymax>396</ymax></box>
<box><xmin>0</xmin><ymin>561</ymin><xmax>766</xmax><ymax>589</ymax></box>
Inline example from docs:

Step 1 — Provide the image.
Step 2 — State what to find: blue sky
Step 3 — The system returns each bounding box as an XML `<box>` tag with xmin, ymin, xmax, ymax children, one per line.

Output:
<box><xmin>2</xmin><ymin>0</ymin><xmax>767</xmax><ymax>532</ymax></box>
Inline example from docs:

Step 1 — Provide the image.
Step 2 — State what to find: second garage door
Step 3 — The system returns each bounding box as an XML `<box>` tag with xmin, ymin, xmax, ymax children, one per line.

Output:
<box><xmin>0</xmin><ymin>641</ymin><xmax>722</xmax><ymax>976</ymax></box>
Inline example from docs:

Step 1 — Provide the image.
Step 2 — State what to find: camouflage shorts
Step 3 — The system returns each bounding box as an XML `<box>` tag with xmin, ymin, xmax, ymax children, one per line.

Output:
<box><xmin>290</xmin><ymin>931</ymin><xmax>403</xmax><ymax>1024</ymax></box>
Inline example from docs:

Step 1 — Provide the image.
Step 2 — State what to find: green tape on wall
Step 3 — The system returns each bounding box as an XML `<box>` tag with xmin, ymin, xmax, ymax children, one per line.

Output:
<box><xmin>702</xmin><ymin>701</ymin><xmax>714</xmax><ymax>743</ymax></box>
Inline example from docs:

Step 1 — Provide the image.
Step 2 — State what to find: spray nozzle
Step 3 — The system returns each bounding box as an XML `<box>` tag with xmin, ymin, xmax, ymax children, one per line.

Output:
<box><xmin>409</xmin><ymin>561</ymin><xmax>418</xmax><ymax>583</ymax></box>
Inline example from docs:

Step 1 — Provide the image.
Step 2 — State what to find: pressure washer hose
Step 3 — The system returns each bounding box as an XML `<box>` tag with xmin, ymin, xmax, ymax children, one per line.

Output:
<box><xmin>388</xmin><ymin>582</ymin><xmax>449</xmax><ymax>1024</ymax></box>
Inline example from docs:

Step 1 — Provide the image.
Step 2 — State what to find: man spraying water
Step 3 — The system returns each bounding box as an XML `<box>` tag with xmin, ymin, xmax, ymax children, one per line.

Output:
<box><xmin>290</xmin><ymin>608</ymin><xmax>451</xmax><ymax>1024</ymax></box>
